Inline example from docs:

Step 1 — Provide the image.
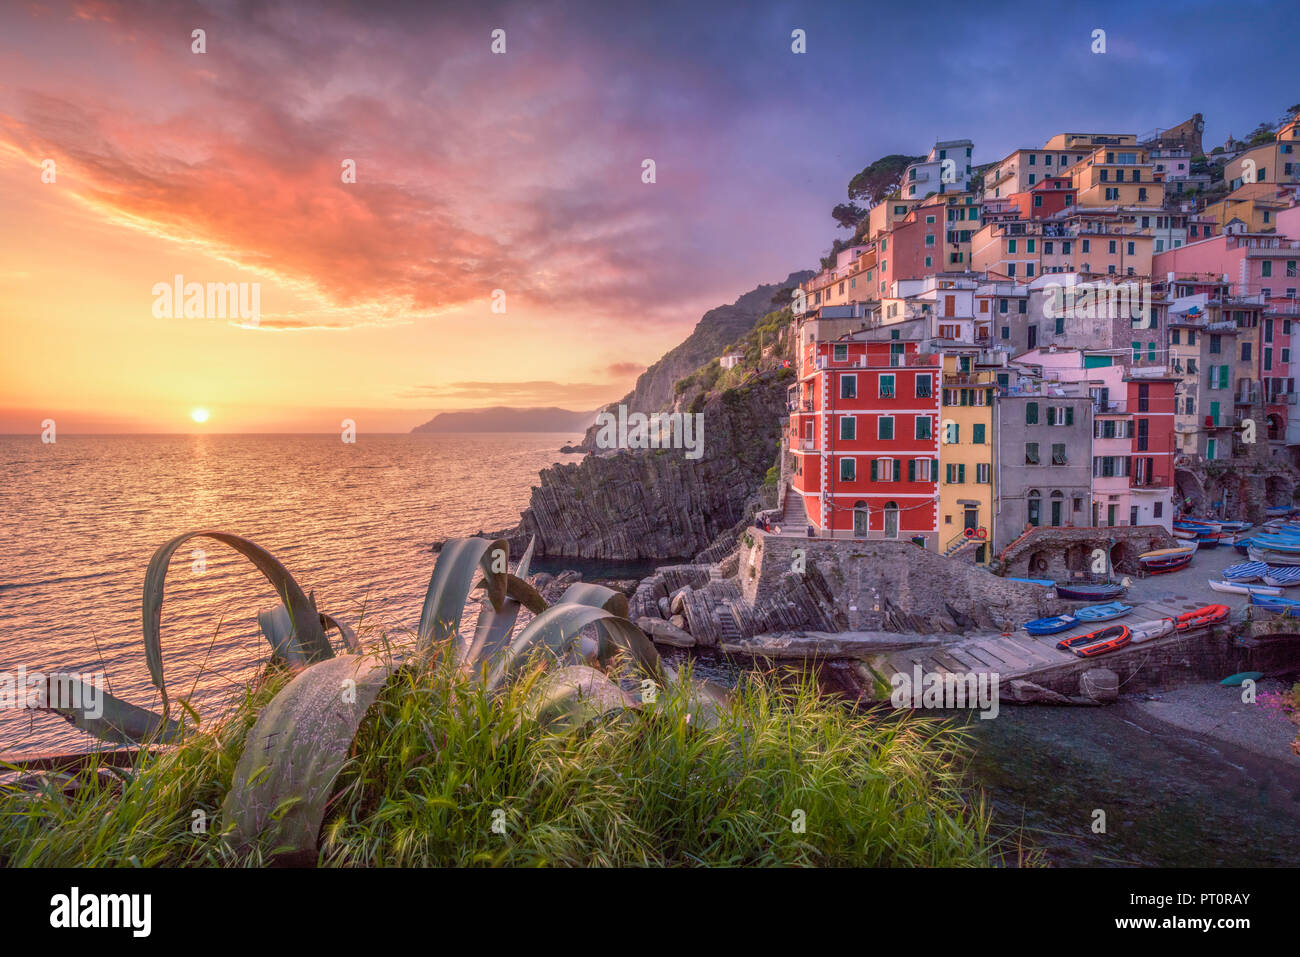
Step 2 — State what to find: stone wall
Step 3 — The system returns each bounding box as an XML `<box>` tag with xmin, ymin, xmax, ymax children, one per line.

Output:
<box><xmin>998</xmin><ymin>524</ymin><xmax>1181</xmax><ymax>578</ymax></box>
<box><xmin>737</xmin><ymin>532</ymin><xmax>1063</xmax><ymax>634</ymax></box>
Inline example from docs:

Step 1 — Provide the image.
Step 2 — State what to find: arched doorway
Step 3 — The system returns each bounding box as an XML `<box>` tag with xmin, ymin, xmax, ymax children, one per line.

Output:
<box><xmin>1050</xmin><ymin>490</ymin><xmax>1064</xmax><ymax>527</ymax></box>
<box><xmin>883</xmin><ymin>501</ymin><xmax>899</xmax><ymax>539</ymax></box>
<box><xmin>1027</xmin><ymin>489</ymin><xmax>1042</xmax><ymax>527</ymax></box>
<box><xmin>853</xmin><ymin>500</ymin><xmax>869</xmax><ymax>537</ymax></box>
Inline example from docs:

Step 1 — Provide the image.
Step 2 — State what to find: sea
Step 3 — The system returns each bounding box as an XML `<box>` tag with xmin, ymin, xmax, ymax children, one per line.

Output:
<box><xmin>3</xmin><ymin>432</ymin><xmax>1299</xmax><ymax>865</ymax></box>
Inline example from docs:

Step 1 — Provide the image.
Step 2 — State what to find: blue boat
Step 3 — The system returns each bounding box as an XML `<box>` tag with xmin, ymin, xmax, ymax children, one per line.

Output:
<box><xmin>1056</xmin><ymin>582</ymin><xmax>1127</xmax><ymax>601</ymax></box>
<box><xmin>1264</xmin><ymin>566</ymin><xmax>1300</xmax><ymax>587</ymax></box>
<box><xmin>1249</xmin><ymin>593</ymin><xmax>1300</xmax><ymax>613</ymax></box>
<box><xmin>1007</xmin><ymin>577</ymin><xmax>1054</xmax><ymax>587</ymax></box>
<box><xmin>1073</xmin><ymin>602</ymin><xmax>1133</xmax><ymax>623</ymax></box>
<box><xmin>1250</xmin><ymin>534</ymin><xmax>1300</xmax><ymax>553</ymax></box>
<box><xmin>1233</xmin><ymin>541</ymin><xmax>1252</xmax><ymax>556</ymax></box>
<box><xmin>1023</xmin><ymin>614</ymin><xmax>1078</xmax><ymax>636</ymax></box>
<box><xmin>1223</xmin><ymin>561</ymin><xmax>1268</xmax><ymax>582</ymax></box>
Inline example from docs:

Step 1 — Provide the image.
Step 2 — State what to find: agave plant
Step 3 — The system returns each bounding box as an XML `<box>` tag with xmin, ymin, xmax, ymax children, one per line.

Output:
<box><xmin>39</xmin><ymin>530</ymin><xmax>727</xmax><ymax>862</ymax></box>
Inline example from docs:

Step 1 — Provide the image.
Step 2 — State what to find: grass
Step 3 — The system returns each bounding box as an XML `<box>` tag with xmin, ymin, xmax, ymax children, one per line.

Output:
<box><xmin>0</xmin><ymin>650</ymin><xmax>1015</xmax><ymax>867</ymax></box>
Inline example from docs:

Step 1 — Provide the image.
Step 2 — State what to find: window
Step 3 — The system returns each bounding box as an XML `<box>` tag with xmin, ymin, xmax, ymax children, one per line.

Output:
<box><xmin>915</xmin><ymin>375</ymin><xmax>931</xmax><ymax>398</ymax></box>
<box><xmin>1051</xmin><ymin>443</ymin><xmax>1067</xmax><ymax>465</ymax></box>
<box><xmin>840</xmin><ymin>458</ymin><xmax>856</xmax><ymax>481</ymax></box>
<box><xmin>1026</xmin><ymin>402</ymin><xmax>1039</xmax><ymax>424</ymax></box>
<box><xmin>833</xmin><ymin>344</ymin><xmax>848</xmax><ymax>361</ymax></box>
<box><xmin>878</xmin><ymin>416</ymin><xmax>894</xmax><ymax>440</ymax></box>
<box><xmin>840</xmin><ymin>375</ymin><xmax>857</xmax><ymax>399</ymax></box>
<box><xmin>1242</xmin><ymin>342</ymin><xmax>1252</xmax><ymax>362</ymax></box>
<box><xmin>1025</xmin><ymin>442</ymin><xmax>1040</xmax><ymax>465</ymax></box>
<box><xmin>1028</xmin><ymin>491</ymin><xmax>1041</xmax><ymax>526</ymax></box>
<box><xmin>1263</xmin><ymin>261</ymin><xmax>1273</xmax><ymax>278</ymax></box>
<box><xmin>879</xmin><ymin>374</ymin><xmax>895</xmax><ymax>398</ymax></box>
<box><xmin>973</xmin><ymin>423</ymin><xmax>986</xmax><ymax>444</ymax></box>
<box><xmin>944</xmin><ymin>421</ymin><xmax>959</xmax><ymax>443</ymax></box>
<box><xmin>915</xmin><ymin>416</ymin><xmax>932</xmax><ymax>440</ymax></box>
<box><xmin>1209</xmin><ymin>334</ymin><xmax>1221</xmax><ymax>354</ymax></box>
<box><xmin>976</xmin><ymin>463</ymin><xmax>990</xmax><ymax>484</ymax></box>
<box><xmin>840</xmin><ymin>417</ymin><xmax>856</xmax><ymax>441</ymax></box>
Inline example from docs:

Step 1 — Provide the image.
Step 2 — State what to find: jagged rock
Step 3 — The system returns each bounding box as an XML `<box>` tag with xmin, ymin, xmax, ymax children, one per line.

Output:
<box><xmin>656</xmin><ymin>597</ymin><xmax>671</xmax><ymax>618</ymax></box>
<box><xmin>1001</xmin><ymin>680</ymin><xmax>1074</xmax><ymax>704</ymax></box>
<box><xmin>669</xmin><ymin>587</ymin><xmax>690</xmax><ymax>616</ymax></box>
<box><xmin>1078</xmin><ymin>668</ymin><xmax>1119</xmax><ymax>703</ymax></box>
<box><xmin>670</xmin><ymin>613</ymin><xmax>687</xmax><ymax>630</ymax></box>
<box><xmin>638</xmin><ymin>617</ymin><xmax>696</xmax><ymax>648</ymax></box>
<box><xmin>490</xmin><ymin>376</ymin><xmax>790</xmax><ymax>560</ymax></box>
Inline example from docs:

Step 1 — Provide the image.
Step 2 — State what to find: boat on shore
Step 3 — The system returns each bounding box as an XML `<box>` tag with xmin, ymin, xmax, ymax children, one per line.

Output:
<box><xmin>1222</xmin><ymin>561</ymin><xmax>1268</xmax><ymax>582</ymax></box>
<box><xmin>1057</xmin><ymin>624</ymin><xmax>1131</xmax><ymax>658</ymax></box>
<box><xmin>1209</xmin><ymin>579</ymin><xmax>1281</xmax><ymax>596</ymax></box>
<box><xmin>1129</xmin><ymin>617</ymin><xmax>1176</xmax><ymax>644</ymax></box>
<box><xmin>1249</xmin><ymin>592</ymin><xmax>1300</xmax><ymax>614</ymax></box>
<box><xmin>1023</xmin><ymin>614</ymin><xmax>1078</xmax><ymax>636</ymax></box>
<box><xmin>1142</xmin><ymin>553</ymin><xmax>1193</xmax><ymax>574</ymax></box>
<box><xmin>1055</xmin><ymin>581</ymin><xmax>1127</xmax><ymax>601</ymax></box>
<box><xmin>1263</xmin><ymin>566</ymin><xmax>1300</xmax><ymax>588</ymax></box>
<box><xmin>1174</xmin><ymin>604</ymin><xmax>1230</xmax><ymax>630</ymax></box>
<box><xmin>1248</xmin><ymin>545</ymin><xmax>1300</xmax><ymax>566</ymax></box>
<box><xmin>1073</xmin><ymin>602</ymin><xmax>1132</xmax><ymax>623</ymax></box>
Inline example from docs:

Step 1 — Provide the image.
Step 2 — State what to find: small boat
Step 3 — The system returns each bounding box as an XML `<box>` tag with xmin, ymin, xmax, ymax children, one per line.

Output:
<box><xmin>1138</xmin><ymin>545</ymin><xmax>1196</xmax><ymax>562</ymax></box>
<box><xmin>1222</xmin><ymin>561</ymin><xmax>1268</xmax><ymax>582</ymax></box>
<box><xmin>1023</xmin><ymin>614</ymin><xmax>1078</xmax><ymax>636</ymax></box>
<box><xmin>1057</xmin><ymin>624</ymin><xmax>1131</xmax><ymax>658</ymax></box>
<box><xmin>1055</xmin><ymin>582</ymin><xmax>1127</xmax><ymax>601</ymax></box>
<box><xmin>1007</xmin><ymin>577</ymin><xmax>1055</xmax><ymax>587</ymax></box>
<box><xmin>1073</xmin><ymin>602</ymin><xmax>1133</xmax><ymax>623</ymax></box>
<box><xmin>1143</xmin><ymin>553</ymin><xmax>1193</xmax><ymax>575</ymax></box>
<box><xmin>1249</xmin><ymin>593</ymin><xmax>1300</xmax><ymax>613</ymax></box>
<box><xmin>1208</xmin><ymin>579</ymin><xmax>1281</xmax><ymax>596</ymax></box>
<box><xmin>1233</xmin><ymin>542</ymin><xmax>1252</xmax><ymax>556</ymax></box>
<box><xmin>1196</xmin><ymin>535</ymin><xmax>1222</xmax><ymax>549</ymax></box>
<box><xmin>1174</xmin><ymin>604</ymin><xmax>1230</xmax><ymax>630</ymax></box>
<box><xmin>1129</xmin><ymin>617</ymin><xmax>1176</xmax><ymax>644</ymax></box>
<box><xmin>1263</xmin><ymin>566</ymin><xmax>1300</xmax><ymax>588</ymax></box>
<box><xmin>1247</xmin><ymin>546</ymin><xmax>1300</xmax><ymax>566</ymax></box>
<box><xmin>1217</xmin><ymin>521</ymin><xmax>1252</xmax><ymax>533</ymax></box>
<box><xmin>1173</xmin><ymin>528</ymin><xmax>1199</xmax><ymax>541</ymax></box>
<box><xmin>1250</xmin><ymin>534</ymin><xmax>1300</xmax><ymax>552</ymax></box>
<box><xmin>1220</xmin><ymin>671</ymin><xmax>1264</xmax><ymax>686</ymax></box>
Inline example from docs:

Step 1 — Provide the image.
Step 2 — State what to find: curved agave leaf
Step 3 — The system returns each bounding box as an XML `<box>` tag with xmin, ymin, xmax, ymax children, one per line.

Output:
<box><xmin>36</xmin><ymin>675</ymin><xmax>184</xmax><ymax>746</ymax></box>
<box><xmin>319</xmin><ymin>612</ymin><xmax>360</xmax><ymax>653</ymax></box>
<box><xmin>523</xmin><ymin>664</ymin><xmax>638</xmax><ymax>732</ymax></box>
<box><xmin>222</xmin><ymin>652</ymin><xmax>398</xmax><ymax>862</ymax></box>
<box><xmin>555</xmin><ymin>584</ymin><xmax>651</xmax><ymax>672</ymax></box>
<box><xmin>144</xmin><ymin>530</ymin><xmax>332</xmax><ymax>715</ymax></box>
<box><xmin>418</xmin><ymin>538</ymin><xmax>508</xmax><ymax>650</ymax></box>
<box><xmin>459</xmin><ymin>538</ymin><xmax>539</xmax><ymax>674</ymax></box>
<box><xmin>487</xmin><ymin>603</ymin><xmax>662</xmax><ymax>692</ymax></box>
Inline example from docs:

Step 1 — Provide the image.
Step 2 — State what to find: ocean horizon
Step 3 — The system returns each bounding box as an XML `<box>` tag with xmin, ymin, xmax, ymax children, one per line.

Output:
<box><xmin>0</xmin><ymin>432</ymin><xmax>585</xmax><ymax>755</ymax></box>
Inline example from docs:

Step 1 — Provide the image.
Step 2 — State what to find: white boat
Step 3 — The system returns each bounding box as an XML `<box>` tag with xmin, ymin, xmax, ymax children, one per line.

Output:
<box><xmin>1209</xmin><ymin>579</ymin><xmax>1282</xmax><ymax>596</ymax></box>
<box><xmin>1129</xmin><ymin>617</ymin><xmax>1176</xmax><ymax>644</ymax></box>
<box><xmin>1264</xmin><ymin>566</ymin><xmax>1300</xmax><ymax>588</ymax></box>
<box><xmin>1172</xmin><ymin>528</ymin><xmax>1199</xmax><ymax>540</ymax></box>
<box><xmin>1248</xmin><ymin>546</ymin><xmax>1300</xmax><ymax>566</ymax></box>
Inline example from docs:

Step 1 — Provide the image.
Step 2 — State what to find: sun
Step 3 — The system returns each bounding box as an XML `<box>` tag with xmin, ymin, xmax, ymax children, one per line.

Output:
<box><xmin>191</xmin><ymin>408</ymin><xmax>210</xmax><ymax>424</ymax></box>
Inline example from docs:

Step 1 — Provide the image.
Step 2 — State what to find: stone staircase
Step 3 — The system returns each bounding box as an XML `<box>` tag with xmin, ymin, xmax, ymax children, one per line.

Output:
<box><xmin>778</xmin><ymin>485</ymin><xmax>809</xmax><ymax>530</ymax></box>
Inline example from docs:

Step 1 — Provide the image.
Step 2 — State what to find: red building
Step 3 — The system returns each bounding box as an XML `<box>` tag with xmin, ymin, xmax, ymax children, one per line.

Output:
<box><xmin>1008</xmin><ymin>176</ymin><xmax>1077</xmax><ymax>220</ymax></box>
<box><xmin>1126</xmin><ymin>374</ymin><xmax>1178</xmax><ymax>516</ymax></box>
<box><xmin>788</xmin><ymin>335</ymin><xmax>940</xmax><ymax>542</ymax></box>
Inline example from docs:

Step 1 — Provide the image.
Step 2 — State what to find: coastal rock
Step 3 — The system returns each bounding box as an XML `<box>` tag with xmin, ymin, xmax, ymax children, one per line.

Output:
<box><xmin>638</xmin><ymin>617</ymin><xmax>696</xmax><ymax>648</ymax></box>
<box><xmin>1001</xmin><ymin>680</ymin><xmax>1074</xmax><ymax>705</ymax></box>
<box><xmin>491</xmin><ymin>376</ymin><xmax>790</xmax><ymax>560</ymax></box>
<box><xmin>1078</xmin><ymin>668</ymin><xmax>1119</xmax><ymax>703</ymax></box>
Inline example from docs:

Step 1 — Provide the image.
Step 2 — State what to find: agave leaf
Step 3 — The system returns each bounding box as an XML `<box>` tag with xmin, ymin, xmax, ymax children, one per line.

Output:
<box><xmin>523</xmin><ymin>664</ymin><xmax>638</xmax><ymax>731</ymax></box>
<box><xmin>257</xmin><ymin>606</ymin><xmax>311</xmax><ymax>668</ymax></box>
<box><xmin>418</xmin><ymin>538</ymin><xmax>508</xmax><ymax>650</ymax></box>
<box><xmin>555</xmin><ymin>584</ymin><xmax>654</xmax><ymax>672</ymax></box>
<box><xmin>320</xmin><ymin>612</ymin><xmax>360</xmax><ymax>653</ymax></box>
<box><xmin>222</xmin><ymin>652</ymin><xmax>398</xmax><ymax>862</ymax></box>
<box><xmin>487</xmin><ymin>603</ymin><xmax>662</xmax><ymax>692</ymax></box>
<box><xmin>459</xmin><ymin>538</ymin><xmax>542</xmax><ymax>675</ymax></box>
<box><xmin>37</xmin><ymin>675</ymin><xmax>184</xmax><ymax>746</ymax></box>
<box><xmin>143</xmin><ymin>530</ymin><xmax>332</xmax><ymax>715</ymax></box>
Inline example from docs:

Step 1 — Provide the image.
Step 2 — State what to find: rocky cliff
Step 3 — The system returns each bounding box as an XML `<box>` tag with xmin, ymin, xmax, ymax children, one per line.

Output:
<box><xmin>580</xmin><ymin>271</ymin><xmax>811</xmax><ymax>442</ymax></box>
<box><xmin>493</xmin><ymin>371</ymin><xmax>789</xmax><ymax>560</ymax></box>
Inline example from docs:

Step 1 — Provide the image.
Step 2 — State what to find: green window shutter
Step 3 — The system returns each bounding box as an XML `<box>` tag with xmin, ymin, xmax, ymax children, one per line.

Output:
<box><xmin>973</xmin><ymin>423</ymin><xmax>986</xmax><ymax>444</ymax></box>
<box><xmin>908</xmin><ymin>459</ymin><xmax>916</xmax><ymax>482</ymax></box>
<box><xmin>1047</xmin><ymin>407</ymin><xmax>1056</xmax><ymax>426</ymax></box>
<box><xmin>893</xmin><ymin>460</ymin><xmax>901</xmax><ymax>482</ymax></box>
<box><xmin>958</xmin><ymin>464</ymin><xmax>966</xmax><ymax>483</ymax></box>
<box><xmin>870</xmin><ymin>459</ymin><xmax>878</xmax><ymax>482</ymax></box>
<box><xmin>1026</xmin><ymin>402</ymin><xmax>1038</xmax><ymax>424</ymax></box>
<box><xmin>1220</xmin><ymin>365</ymin><xmax>1229</xmax><ymax>389</ymax></box>
<box><xmin>1065</xmin><ymin>407</ymin><xmax>1074</xmax><ymax>426</ymax></box>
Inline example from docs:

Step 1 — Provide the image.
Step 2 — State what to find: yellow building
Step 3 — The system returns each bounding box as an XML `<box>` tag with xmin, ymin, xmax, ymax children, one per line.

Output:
<box><xmin>1070</xmin><ymin>145</ymin><xmax>1166</xmax><ymax>208</ymax></box>
<box><xmin>1201</xmin><ymin>182</ymin><xmax>1294</xmax><ymax>234</ymax></box>
<box><xmin>938</xmin><ymin>350</ymin><xmax>996</xmax><ymax>564</ymax></box>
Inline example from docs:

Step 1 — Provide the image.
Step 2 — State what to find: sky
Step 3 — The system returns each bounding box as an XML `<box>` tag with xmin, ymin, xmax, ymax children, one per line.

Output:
<box><xmin>1</xmin><ymin>0</ymin><xmax>1298</xmax><ymax>432</ymax></box>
